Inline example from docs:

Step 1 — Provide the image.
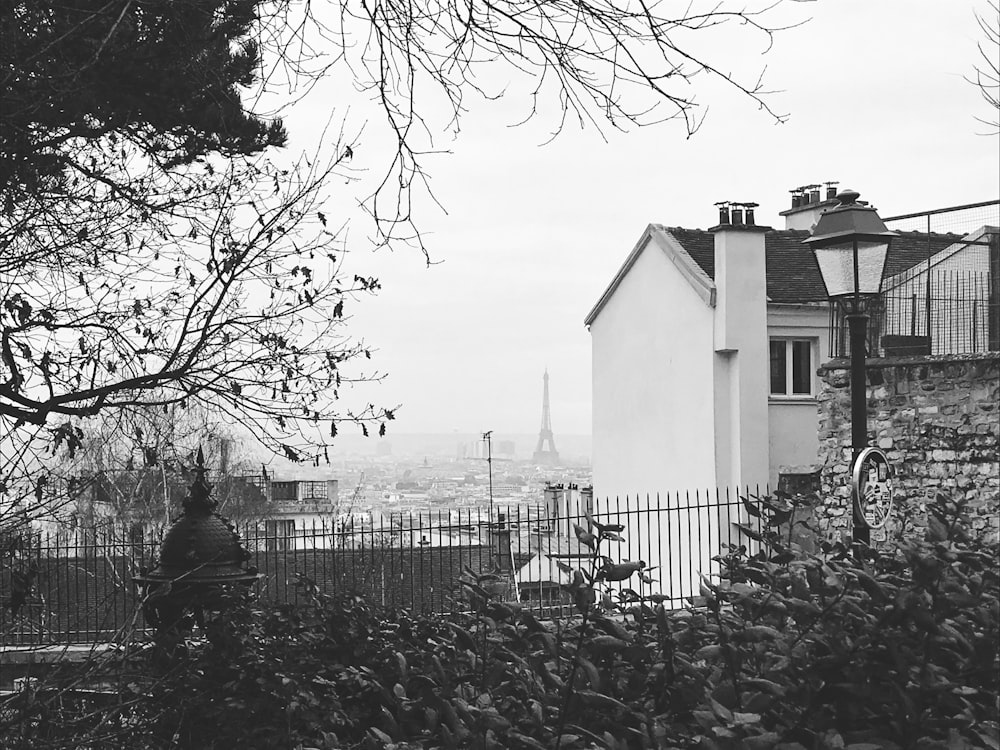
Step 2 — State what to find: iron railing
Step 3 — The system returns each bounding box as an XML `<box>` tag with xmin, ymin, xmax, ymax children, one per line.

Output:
<box><xmin>830</xmin><ymin>269</ymin><xmax>1000</xmax><ymax>357</ymax></box>
<box><xmin>0</xmin><ymin>490</ymin><xmax>765</xmax><ymax>645</ymax></box>
<box><xmin>827</xmin><ymin>200</ymin><xmax>1000</xmax><ymax>358</ymax></box>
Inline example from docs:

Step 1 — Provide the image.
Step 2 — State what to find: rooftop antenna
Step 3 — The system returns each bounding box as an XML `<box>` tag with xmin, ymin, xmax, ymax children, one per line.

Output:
<box><xmin>482</xmin><ymin>430</ymin><xmax>494</xmax><ymax>522</ymax></box>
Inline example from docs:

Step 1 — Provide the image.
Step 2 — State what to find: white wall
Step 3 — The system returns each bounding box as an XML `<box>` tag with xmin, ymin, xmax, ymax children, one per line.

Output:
<box><xmin>590</xmin><ymin>235</ymin><xmax>716</xmax><ymax>499</ymax></box>
<box><xmin>711</xmin><ymin>227</ymin><xmax>770</xmax><ymax>491</ymax></box>
<box><xmin>766</xmin><ymin>303</ymin><xmax>830</xmax><ymax>485</ymax></box>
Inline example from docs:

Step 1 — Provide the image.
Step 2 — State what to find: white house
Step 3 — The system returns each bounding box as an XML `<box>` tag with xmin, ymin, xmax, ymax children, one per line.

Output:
<box><xmin>586</xmin><ymin>188</ymin><xmax>990</xmax><ymax>495</ymax></box>
<box><xmin>584</xmin><ymin>185</ymin><xmax>995</xmax><ymax>599</ymax></box>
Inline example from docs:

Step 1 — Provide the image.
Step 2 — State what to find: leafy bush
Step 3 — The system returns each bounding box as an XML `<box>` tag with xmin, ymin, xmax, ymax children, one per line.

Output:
<box><xmin>2</xmin><ymin>494</ymin><xmax>997</xmax><ymax>750</ymax></box>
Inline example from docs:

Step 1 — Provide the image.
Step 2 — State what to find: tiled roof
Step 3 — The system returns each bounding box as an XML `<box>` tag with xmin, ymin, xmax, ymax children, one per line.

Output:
<box><xmin>656</xmin><ymin>226</ymin><xmax>965</xmax><ymax>304</ymax></box>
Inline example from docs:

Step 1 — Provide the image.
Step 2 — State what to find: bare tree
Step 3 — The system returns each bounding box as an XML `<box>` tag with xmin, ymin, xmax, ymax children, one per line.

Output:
<box><xmin>2</xmin><ymin>0</ymin><xmax>797</xmax><ymax>526</ymax></box>
<box><xmin>969</xmin><ymin>1</ymin><xmax>1000</xmax><ymax>133</ymax></box>
<box><xmin>55</xmin><ymin>405</ymin><xmax>273</xmax><ymax>534</ymax></box>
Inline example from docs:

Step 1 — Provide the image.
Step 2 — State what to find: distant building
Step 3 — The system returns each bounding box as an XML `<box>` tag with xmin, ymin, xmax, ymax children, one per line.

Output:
<box><xmin>247</xmin><ymin>477</ymin><xmax>341</xmax><ymax>550</ymax></box>
<box><xmin>532</xmin><ymin>370</ymin><xmax>560</xmax><ymax>464</ymax></box>
<box><xmin>542</xmin><ymin>483</ymin><xmax>593</xmax><ymax>537</ymax></box>
<box><xmin>495</xmin><ymin>440</ymin><xmax>517</xmax><ymax>459</ymax></box>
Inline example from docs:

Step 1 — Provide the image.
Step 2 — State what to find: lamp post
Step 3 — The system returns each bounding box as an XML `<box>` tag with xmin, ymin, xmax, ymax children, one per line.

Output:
<box><xmin>804</xmin><ymin>189</ymin><xmax>896</xmax><ymax>549</ymax></box>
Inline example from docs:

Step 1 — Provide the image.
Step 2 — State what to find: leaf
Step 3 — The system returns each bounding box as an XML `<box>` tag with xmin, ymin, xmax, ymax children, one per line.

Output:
<box><xmin>854</xmin><ymin>570</ymin><xmax>887</xmax><ymax>603</ymax></box>
<box><xmin>593</xmin><ymin>614</ymin><xmax>632</xmax><ymax>641</ymax></box>
<box><xmin>743</xmin><ymin>678</ymin><xmax>785</xmax><ymax>696</ymax></box>
<box><xmin>577</xmin><ymin>655</ymin><xmax>601</xmax><ymax>690</ymax></box>
<box><xmin>742</xmin><ymin>493</ymin><xmax>762</xmax><ymax>518</ymax></box>
<box><xmin>741</xmin><ymin>625</ymin><xmax>781</xmax><ymax>642</ymax></box>
<box><xmin>573</xmin><ymin>523</ymin><xmax>597</xmax><ymax>548</ymax></box>
<box><xmin>709</xmin><ymin>696</ymin><xmax>733</xmax><ymax>722</ymax></box>
<box><xmin>575</xmin><ymin>690</ymin><xmax>632</xmax><ymax>715</ymax></box>
<box><xmin>509</xmin><ymin>733</ymin><xmax>548</xmax><ymax>750</ymax></box>
<box><xmin>695</xmin><ymin>644</ymin><xmax>724</xmax><ymax>660</ymax></box>
<box><xmin>598</xmin><ymin>561</ymin><xmax>645</xmax><ymax>582</ymax></box>
<box><xmin>927</xmin><ymin>515</ymin><xmax>948</xmax><ymax>542</ymax></box>
<box><xmin>733</xmin><ymin>522</ymin><xmax>765</xmax><ymax>543</ymax></box>
<box><xmin>589</xmin><ymin>635</ymin><xmax>628</xmax><ymax>651</ymax></box>
<box><xmin>367</xmin><ymin>727</ymin><xmax>393</xmax><ymax>744</ymax></box>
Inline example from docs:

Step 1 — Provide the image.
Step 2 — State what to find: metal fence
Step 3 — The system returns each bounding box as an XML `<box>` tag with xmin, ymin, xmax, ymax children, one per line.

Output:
<box><xmin>826</xmin><ymin>199</ymin><xmax>1000</xmax><ymax>358</ymax></box>
<box><xmin>1</xmin><ymin>490</ymin><xmax>765</xmax><ymax>646</ymax></box>
<box><xmin>830</xmin><ymin>269</ymin><xmax>1000</xmax><ymax>357</ymax></box>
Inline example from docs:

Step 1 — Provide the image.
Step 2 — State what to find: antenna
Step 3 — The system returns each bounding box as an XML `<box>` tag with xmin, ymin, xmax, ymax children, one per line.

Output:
<box><xmin>482</xmin><ymin>430</ymin><xmax>494</xmax><ymax>521</ymax></box>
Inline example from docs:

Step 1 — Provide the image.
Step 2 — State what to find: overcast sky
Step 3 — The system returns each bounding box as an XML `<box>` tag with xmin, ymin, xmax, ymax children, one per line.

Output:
<box><xmin>280</xmin><ymin>0</ymin><xmax>999</xmax><ymax>440</ymax></box>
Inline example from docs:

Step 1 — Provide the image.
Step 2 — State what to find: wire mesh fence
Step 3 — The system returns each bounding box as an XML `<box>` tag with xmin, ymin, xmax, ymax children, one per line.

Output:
<box><xmin>830</xmin><ymin>269</ymin><xmax>1000</xmax><ymax>357</ymax></box>
<box><xmin>882</xmin><ymin>199</ymin><xmax>1000</xmax><ymax>235</ymax></box>
<box><xmin>1</xmin><ymin>489</ymin><xmax>765</xmax><ymax>646</ymax></box>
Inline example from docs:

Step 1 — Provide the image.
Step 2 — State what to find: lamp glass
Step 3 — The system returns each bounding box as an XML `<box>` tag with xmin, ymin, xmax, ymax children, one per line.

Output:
<box><xmin>814</xmin><ymin>240</ymin><xmax>889</xmax><ymax>298</ymax></box>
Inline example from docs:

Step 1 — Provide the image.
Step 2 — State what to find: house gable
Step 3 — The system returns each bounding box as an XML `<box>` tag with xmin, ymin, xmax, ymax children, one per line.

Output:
<box><xmin>584</xmin><ymin>224</ymin><xmax>715</xmax><ymax>327</ymax></box>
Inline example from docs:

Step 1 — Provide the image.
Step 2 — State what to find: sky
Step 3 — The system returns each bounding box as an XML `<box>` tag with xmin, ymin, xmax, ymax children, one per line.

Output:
<box><xmin>278</xmin><ymin>0</ymin><xmax>1000</xmax><ymax>440</ymax></box>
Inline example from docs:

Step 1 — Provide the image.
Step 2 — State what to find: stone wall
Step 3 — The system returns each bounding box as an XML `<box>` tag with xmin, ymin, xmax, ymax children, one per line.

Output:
<box><xmin>816</xmin><ymin>352</ymin><xmax>999</xmax><ymax>543</ymax></box>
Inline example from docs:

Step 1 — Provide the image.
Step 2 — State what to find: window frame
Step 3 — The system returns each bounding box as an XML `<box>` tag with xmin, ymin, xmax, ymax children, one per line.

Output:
<box><xmin>769</xmin><ymin>337</ymin><xmax>816</xmax><ymax>399</ymax></box>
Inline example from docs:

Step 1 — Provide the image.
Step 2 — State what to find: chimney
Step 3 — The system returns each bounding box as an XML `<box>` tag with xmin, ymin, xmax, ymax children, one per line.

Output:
<box><xmin>779</xmin><ymin>180</ymin><xmax>840</xmax><ymax>230</ymax></box>
<box><xmin>715</xmin><ymin>201</ymin><xmax>730</xmax><ymax>225</ymax></box>
<box><xmin>710</xmin><ymin>202</ymin><xmax>770</xmax><ymax>491</ymax></box>
<box><xmin>731</xmin><ymin>202</ymin><xmax>757</xmax><ymax>226</ymax></box>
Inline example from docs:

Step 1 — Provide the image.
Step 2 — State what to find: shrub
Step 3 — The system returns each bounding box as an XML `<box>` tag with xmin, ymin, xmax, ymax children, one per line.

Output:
<box><xmin>2</xmin><ymin>494</ymin><xmax>996</xmax><ymax>749</ymax></box>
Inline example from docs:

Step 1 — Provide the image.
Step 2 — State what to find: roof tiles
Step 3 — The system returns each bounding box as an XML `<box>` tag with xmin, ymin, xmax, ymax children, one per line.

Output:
<box><xmin>656</xmin><ymin>226</ymin><xmax>964</xmax><ymax>304</ymax></box>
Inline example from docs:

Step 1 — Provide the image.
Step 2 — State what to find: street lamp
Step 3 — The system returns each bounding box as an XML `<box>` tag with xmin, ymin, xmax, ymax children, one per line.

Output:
<box><xmin>804</xmin><ymin>189</ymin><xmax>896</xmax><ymax>549</ymax></box>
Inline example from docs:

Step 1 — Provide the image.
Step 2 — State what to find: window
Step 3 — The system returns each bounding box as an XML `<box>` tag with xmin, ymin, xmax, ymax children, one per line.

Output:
<box><xmin>301</xmin><ymin>481</ymin><xmax>328</xmax><ymax>500</ymax></box>
<box><xmin>271</xmin><ymin>481</ymin><xmax>297</xmax><ymax>502</ymax></box>
<box><xmin>265</xmin><ymin>519</ymin><xmax>296</xmax><ymax>551</ymax></box>
<box><xmin>769</xmin><ymin>339</ymin><xmax>814</xmax><ymax>396</ymax></box>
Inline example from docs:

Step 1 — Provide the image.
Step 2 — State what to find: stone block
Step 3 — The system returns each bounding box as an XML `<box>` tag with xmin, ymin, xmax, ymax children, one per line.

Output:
<box><xmin>878</xmin><ymin>437</ymin><xmax>894</xmax><ymax>450</ymax></box>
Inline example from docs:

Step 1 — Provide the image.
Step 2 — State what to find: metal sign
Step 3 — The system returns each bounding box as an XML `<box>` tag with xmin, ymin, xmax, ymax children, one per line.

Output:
<box><xmin>852</xmin><ymin>447</ymin><xmax>894</xmax><ymax>529</ymax></box>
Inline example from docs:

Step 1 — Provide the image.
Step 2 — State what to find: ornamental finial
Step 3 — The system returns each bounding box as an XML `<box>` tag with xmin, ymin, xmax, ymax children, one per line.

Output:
<box><xmin>182</xmin><ymin>446</ymin><xmax>217</xmax><ymax>514</ymax></box>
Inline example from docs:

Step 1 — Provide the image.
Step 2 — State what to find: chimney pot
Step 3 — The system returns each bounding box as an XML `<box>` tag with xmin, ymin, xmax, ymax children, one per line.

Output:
<box><xmin>744</xmin><ymin>202</ymin><xmax>758</xmax><ymax>226</ymax></box>
<box><xmin>731</xmin><ymin>206</ymin><xmax>744</xmax><ymax>225</ymax></box>
<box><xmin>825</xmin><ymin>180</ymin><xmax>839</xmax><ymax>200</ymax></box>
<box><xmin>809</xmin><ymin>185</ymin><xmax>821</xmax><ymax>204</ymax></box>
<box><xmin>715</xmin><ymin>201</ymin><xmax>730</xmax><ymax>225</ymax></box>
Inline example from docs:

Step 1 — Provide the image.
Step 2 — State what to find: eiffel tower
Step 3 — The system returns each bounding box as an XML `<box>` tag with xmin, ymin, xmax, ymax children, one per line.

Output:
<box><xmin>532</xmin><ymin>370</ymin><xmax>560</xmax><ymax>464</ymax></box>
